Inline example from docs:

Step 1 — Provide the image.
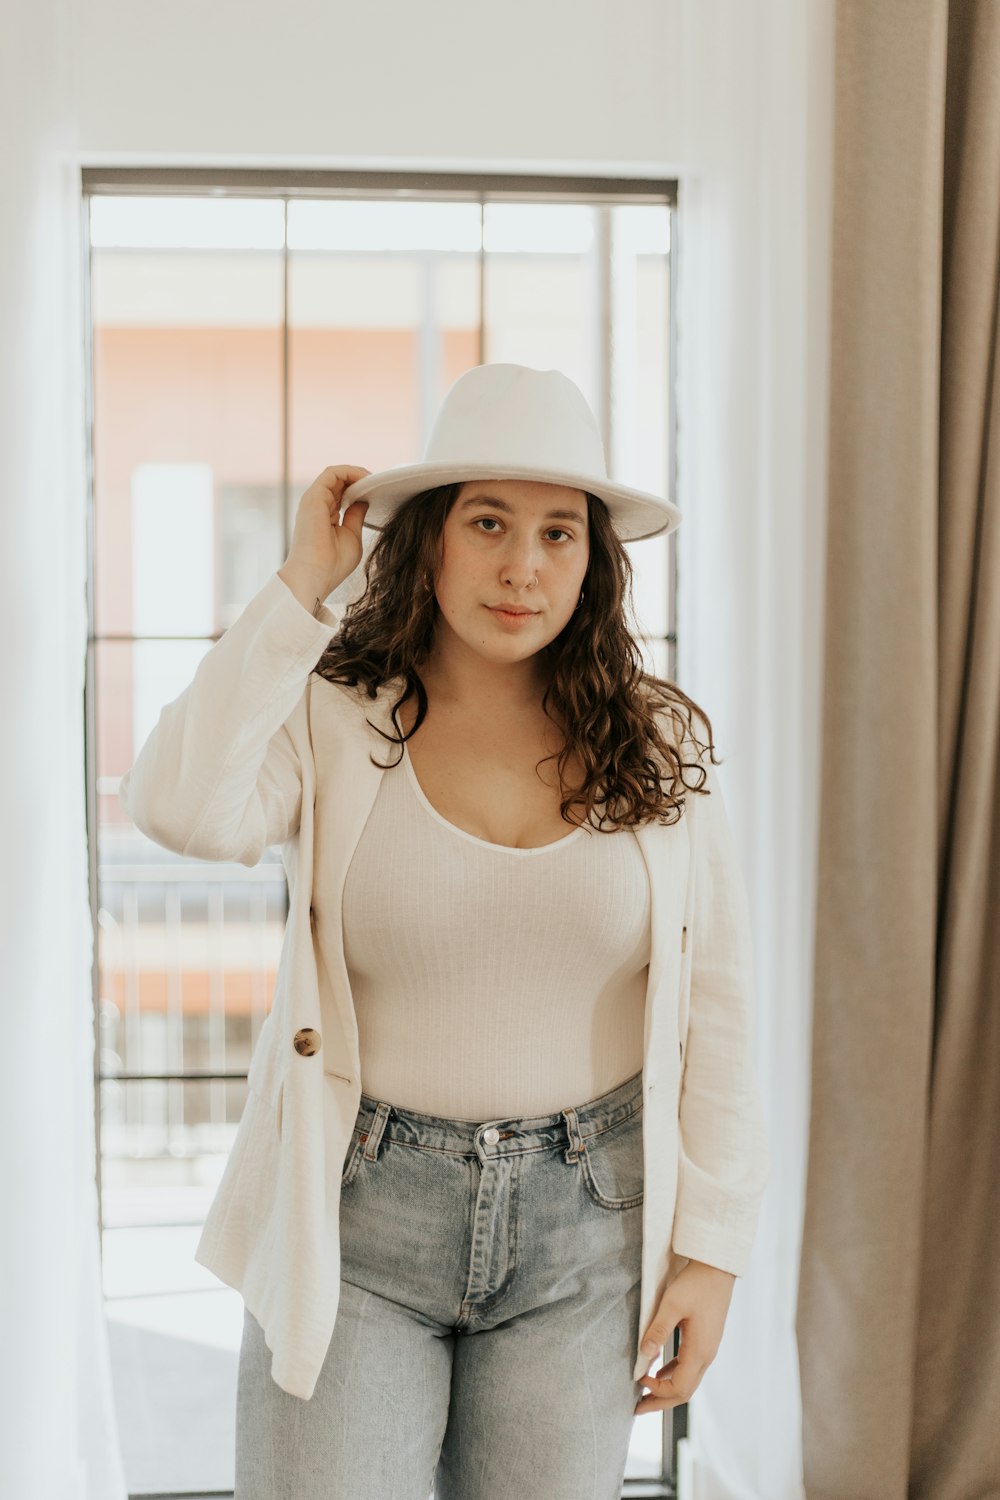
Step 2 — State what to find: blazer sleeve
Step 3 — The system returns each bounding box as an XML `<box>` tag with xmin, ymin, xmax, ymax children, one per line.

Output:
<box><xmin>118</xmin><ymin>571</ymin><xmax>344</xmax><ymax>866</ymax></box>
<box><xmin>669</xmin><ymin>751</ymin><xmax>771</xmax><ymax>1276</ymax></box>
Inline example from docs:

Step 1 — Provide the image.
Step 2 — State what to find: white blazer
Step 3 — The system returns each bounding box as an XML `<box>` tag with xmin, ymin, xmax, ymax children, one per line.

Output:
<box><xmin>119</xmin><ymin>570</ymin><xmax>770</xmax><ymax>1401</ymax></box>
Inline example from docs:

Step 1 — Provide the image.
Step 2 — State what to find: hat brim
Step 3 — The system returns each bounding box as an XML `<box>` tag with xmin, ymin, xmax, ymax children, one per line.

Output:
<box><xmin>341</xmin><ymin>462</ymin><xmax>681</xmax><ymax>543</ymax></box>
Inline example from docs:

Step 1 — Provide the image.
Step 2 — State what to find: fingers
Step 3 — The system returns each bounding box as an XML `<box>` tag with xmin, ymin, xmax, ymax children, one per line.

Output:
<box><xmin>634</xmin><ymin>1351</ymin><xmax>706</xmax><ymax>1413</ymax></box>
<box><xmin>313</xmin><ymin>465</ymin><xmax>372</xmax><ymax>505</ymax></box>
<box><xmin>320</xmin><ymin>465</ymin><xmax>371</xmax><ymax>488</ymax></box>
<box><xmin>340</xmin><ymin>499</ymin><xmax>370</xmax><ymax>539</ymax></box>
<box><xmin>635</xmin><ymin>1374</ymin><xmax>703</xmax><ymax>1409</ymax></box>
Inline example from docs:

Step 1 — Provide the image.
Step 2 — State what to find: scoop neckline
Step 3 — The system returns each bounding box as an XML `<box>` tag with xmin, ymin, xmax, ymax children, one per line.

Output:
<box><xmin>400</xmin><ymin>740</ymin><xmax>587</xmax><ymax>854</ymax></box>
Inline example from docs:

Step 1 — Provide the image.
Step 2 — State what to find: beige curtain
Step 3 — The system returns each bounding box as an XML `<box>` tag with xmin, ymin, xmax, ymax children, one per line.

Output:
<box><xmin>796</xmin><ymin>2</ymin><xmax>1000</xmax><ymax>1497</ymax></box>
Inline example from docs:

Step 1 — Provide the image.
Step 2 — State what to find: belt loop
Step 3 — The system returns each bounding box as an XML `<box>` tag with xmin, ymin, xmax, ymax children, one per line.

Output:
<box><xmin>561</xmin><ymin>1103</ymin><xmax>585</xmax><ymax>1162</ymax></box>
<box><xmin>362</xmin><ymin>1101</ymin><xmax>391</xmax><ymax>1161</ymax></box>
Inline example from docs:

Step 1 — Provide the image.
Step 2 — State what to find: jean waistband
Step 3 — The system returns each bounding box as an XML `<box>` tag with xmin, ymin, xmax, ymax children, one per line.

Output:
<box><xmin>353</xmin><ymin>1067</ymin><xmax>643</xmax><ymax>1162</ymax></box>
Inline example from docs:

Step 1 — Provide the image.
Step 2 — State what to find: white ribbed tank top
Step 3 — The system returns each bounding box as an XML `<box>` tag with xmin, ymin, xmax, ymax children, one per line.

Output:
<box><xmin>336</xmin><ymin>740</ymin><xmax>651</xmax><ymax>1120</ymax></box>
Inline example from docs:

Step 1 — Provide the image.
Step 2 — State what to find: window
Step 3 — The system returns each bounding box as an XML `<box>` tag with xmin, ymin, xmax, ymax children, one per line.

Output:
<box><xmin>87</xmin><ymin>169</ymin><xmax>680</xmax><ymax>1497</ymax></box>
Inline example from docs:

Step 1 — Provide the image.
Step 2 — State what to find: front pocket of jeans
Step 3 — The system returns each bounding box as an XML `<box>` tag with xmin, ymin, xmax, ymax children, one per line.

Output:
<box><xmin>578</xmin><ymin>1108</ymin><xmax>644</xmax><ymax>1211</ymax></box>
<box><xmin>340</xmin><ymin>1127</ymin><xmax>368</xmax><ymax>1189</ymax></box>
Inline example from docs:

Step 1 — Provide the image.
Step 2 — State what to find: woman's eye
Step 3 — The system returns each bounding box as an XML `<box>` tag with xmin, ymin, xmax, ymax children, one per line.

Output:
<box><xmin>473</xmin><ymin>518</ymin><xmax>571</xmax><ymax>542</ymax></box>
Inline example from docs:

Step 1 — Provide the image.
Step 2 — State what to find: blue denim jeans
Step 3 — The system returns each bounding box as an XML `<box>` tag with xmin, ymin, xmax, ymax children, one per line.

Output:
<box><xmin>235</xmin><ymin>1068</ymin><xmax>645</xmax><ymax>1500</ymax></box>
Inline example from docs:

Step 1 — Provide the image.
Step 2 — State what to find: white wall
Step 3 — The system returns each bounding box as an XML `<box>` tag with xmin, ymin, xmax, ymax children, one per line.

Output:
<box><xmin>79</xmin><ymin>0</ymin><xmax>683</xmax><ymax>172</ymax></box>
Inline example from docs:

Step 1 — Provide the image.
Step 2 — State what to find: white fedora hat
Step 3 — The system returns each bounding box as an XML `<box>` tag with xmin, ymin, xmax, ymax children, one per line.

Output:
<box><xmin>341</xmin><ymin>362</ymin><xmax>680</xmax><ymax>543</ymax></box>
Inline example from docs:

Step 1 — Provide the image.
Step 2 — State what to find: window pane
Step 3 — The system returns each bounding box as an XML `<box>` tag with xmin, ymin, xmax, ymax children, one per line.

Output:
<box><xmin>287</xmin><ymin>199</ymin><xmax>482</xmax><ymax>496</ymax></box>
<box><xmin>90</xmin><ymin>195</ymin><xmax>285</xmax><ymax>251</ymax></box>
<box><xmin>612</xmin><ymin>203</ymin><xmax>673</xmax><ymax>651</ymax></box>
<box><xmin>97</xmin><ymin>633</ymin><xmax>290</xmax><ymax>1232</ymax></box>
<box><xmin>611</xmin><ymin>203</ymin><xmax>670</xmax><ymax>500</ymax></box>
<box><xmin>97</xmin><ymin>826</ymin><xmax>289</xmax><ymax>1217</ymax></box>
<box><xmin>91</xmin><ymin>196</ymin><xmax>286</xmax><ymax>637</ymax></box>
<box><xmin>102</xmin><ymin>1152</ymin><xmax>247</xmax><ymax>1494</ymax></box>
<box><xmin>482</xmin><ymin>203</ymin><xmax>598</xmax><ymax>403</ymax></box>
<box><xmin>629</xmin><ymin>532</ymin><xmax>671</xmax><ymax>643</ymax></box>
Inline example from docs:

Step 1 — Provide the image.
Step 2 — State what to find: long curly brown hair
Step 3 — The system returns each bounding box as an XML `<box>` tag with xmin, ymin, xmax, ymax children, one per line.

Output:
<box><xmin>312</xmin><ymin>482</ymin><xmax>720</xmax><ymax>832</ymax></box>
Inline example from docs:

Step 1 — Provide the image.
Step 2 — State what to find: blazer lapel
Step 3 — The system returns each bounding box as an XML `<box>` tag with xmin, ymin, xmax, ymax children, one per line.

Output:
<box><xmin>633</xmin><ymin>813</ymin><xmax>691</xmax><ymax>1087</ymax></box>
<box><xmin>308</xmin><ymin>677</ymin><xmax>405</xmax><ymax>1088</ymax></box>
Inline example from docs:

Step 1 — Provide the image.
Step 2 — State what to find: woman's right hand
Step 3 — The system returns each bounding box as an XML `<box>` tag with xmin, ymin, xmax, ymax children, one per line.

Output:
<box><xmin>282</xmin><ymin>465</ymin><xmax>373</xmax><ymax>594</ymax></box>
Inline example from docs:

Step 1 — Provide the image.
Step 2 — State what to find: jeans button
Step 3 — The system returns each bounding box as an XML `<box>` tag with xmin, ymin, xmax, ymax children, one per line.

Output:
<box><xmin>483</xmin><ymin>1127</ymin><xmax>500</xmax><ymax>1144</ymax></box>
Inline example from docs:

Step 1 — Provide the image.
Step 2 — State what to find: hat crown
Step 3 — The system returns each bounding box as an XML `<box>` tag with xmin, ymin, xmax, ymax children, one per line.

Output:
<box><xmin>423</xmin><ymin>363</ymin><xmax>608</xmax><ymax>481</ymax></box>
<box><xmin>339</xmin><ymin>359</ymin><xmax>681</xmax><ymax>542</ymax></box>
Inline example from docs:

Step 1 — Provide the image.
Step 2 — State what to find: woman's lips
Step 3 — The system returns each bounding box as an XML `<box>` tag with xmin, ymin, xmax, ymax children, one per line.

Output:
<box><xmin>486</xmin><ymin>606</ymin><xmax>537</xmax><ymax>625</ymax></box>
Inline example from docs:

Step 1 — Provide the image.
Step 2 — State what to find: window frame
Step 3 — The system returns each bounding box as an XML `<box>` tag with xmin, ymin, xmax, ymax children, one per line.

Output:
<box><xmin>83</xmin><ymin>166</ymin><xmax>682</xmax><ymax>1498</ymax></box>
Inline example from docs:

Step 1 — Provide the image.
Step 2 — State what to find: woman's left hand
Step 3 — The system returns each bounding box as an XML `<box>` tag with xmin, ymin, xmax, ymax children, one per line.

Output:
<box><xmin>633</xmin><ymin>1258</ymin><xmax>736</xmax><ymax>1414</ymax></box>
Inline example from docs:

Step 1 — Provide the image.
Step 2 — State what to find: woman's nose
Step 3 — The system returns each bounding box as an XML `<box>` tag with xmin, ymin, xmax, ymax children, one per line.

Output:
<box><xmin>501</xmin><ymin>542</ymin><xmax>544</xmax><ymax>585</ymax></box>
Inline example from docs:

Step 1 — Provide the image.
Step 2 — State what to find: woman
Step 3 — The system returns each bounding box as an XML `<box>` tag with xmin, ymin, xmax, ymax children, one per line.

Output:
<box><xmin>119</xmin><ymin>363</ymin><xmax>769</xmax><ymax>1499</ymax></box>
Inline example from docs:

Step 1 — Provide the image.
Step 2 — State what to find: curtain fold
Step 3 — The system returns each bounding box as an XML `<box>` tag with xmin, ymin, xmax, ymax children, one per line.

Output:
<box><xmin>0</xmin><ymin>0</ymin><xmax>128</xmax><ymax>1495</ymax></box>
<box><xmin>796</xmin><ymin>2</ymin><xmax>1000</xmax><ymax>1496</ymax></box>
<box><xmin>920</xmin><ymin>0</ymin><xmax>1000</xmax><ymax>1488</ymax></box>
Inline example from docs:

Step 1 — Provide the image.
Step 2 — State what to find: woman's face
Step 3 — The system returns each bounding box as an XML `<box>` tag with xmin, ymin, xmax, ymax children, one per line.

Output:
<box><xmin>428</xmin><ymin>478</ymin><xmax>590</xmax><ymax>672</ymax></box>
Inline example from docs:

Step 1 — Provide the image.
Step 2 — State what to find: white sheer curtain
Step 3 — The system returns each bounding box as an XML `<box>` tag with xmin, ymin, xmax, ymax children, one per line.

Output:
<box><xmin>672</xmin><ymin>2</ymin><xmax>833</xmax><ymax>1497</ymax></box>
<box><xmin>0</xmin><ymin>0</ymin><xmax>127</xmax><ymax>1496</ymax></box>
